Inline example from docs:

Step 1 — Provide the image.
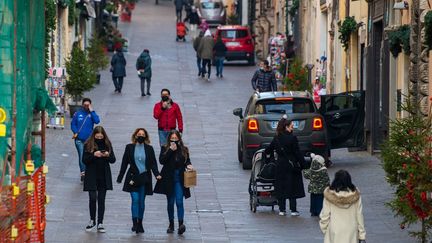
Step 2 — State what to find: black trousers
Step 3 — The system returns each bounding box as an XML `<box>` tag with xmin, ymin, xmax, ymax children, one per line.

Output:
<box><xmin>201</xmin><ymin>59</ymin><xmax>211</xmax><ymax>77</ymax></box>
<box><xmin>176</xmin><ymin>9</ymin><xmax>182</xmax><ymax>22</ymax></box>
<box><xmin>113</xmin><ymin>77</ymin><xmax>124</xmax><ymax>91</ymax></box>
<box><xmin>278</xmin><ymin>197</ymin><xmax>297</xmax><ymax>212</ymax></box>
<box><xmin>89</xmin><ymin>190</ymin><xmax>107</xmax><ymax>223</ymax></box>
<box><xmin>310</xmin><ymin>193</ymin><xmax>324</xmax><ymax>215</ymax></box>
<box><xmin>140</xmin><ymin>77</ymin><xmax>151</xmax><ymax>94</ymax></box>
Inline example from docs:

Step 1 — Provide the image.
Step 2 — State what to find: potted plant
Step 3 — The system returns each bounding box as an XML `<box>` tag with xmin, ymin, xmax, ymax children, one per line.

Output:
<box><xmin>283</xmin><ymin>58</ymin><xmax>311</xmax><ymax>91</ymax></box>
<box><xmin>65</xmin><ymin>43</ymin><xmax>96</xmax><ymax>117</ymax></box>
<box><xmin>86</xmin><ymin>34</ymin><xmax>109</xmax><ymax>84</ymax></box>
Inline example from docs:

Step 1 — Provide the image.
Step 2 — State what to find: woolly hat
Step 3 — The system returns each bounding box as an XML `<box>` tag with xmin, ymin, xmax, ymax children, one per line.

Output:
<box><xmin>310</xmin><ymin>153</ymin><xmax>325</xmax><ymax>166</ymax></box>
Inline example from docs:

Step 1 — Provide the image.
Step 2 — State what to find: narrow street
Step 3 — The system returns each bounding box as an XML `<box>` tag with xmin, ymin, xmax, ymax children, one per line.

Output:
<box><xmin>44</xmin><ymin>1</ymin><xmax>412</xmax><ymax>242</ymax></box>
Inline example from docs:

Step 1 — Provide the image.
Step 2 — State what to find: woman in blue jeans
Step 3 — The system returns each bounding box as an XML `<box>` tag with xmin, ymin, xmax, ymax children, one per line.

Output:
<box><xmin>154</xmin><ymin>130</ymin><xmax>193</xmax><ymax>234</ymax></box>
<box><xmin>117</xmin><ymin>128</ymin><xmax>161</xmax><ymax>234</ymax></box>
<box><xmin>213</xmin><ymin>35</ymin><xmax>227</xmax><ymax>78</ymax></box>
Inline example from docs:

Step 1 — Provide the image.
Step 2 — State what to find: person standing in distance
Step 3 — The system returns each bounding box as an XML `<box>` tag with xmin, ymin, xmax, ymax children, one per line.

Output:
<box><xmin>153</xmin><ymin>89</ymin><xmax>184</xmax><ymax>147</ymax></box>
<box><xmin>71</xmin><ymin>98</ymin><xmax>101</xmax><ymax>182</ymax></box>
<box><xmin>251</xmin><ymin>60</ymin><xmax>277</xmax><ymax>92</ymax></box>
<box><xmin>110</xmin><ymin>48</ymin><xmax>127</xmax><ymax>93</ymax></box>
<box><xmin>198</xmin><ymin>29</ymin><xmax>215</xmax><ymax>80</ymax></box>
<box><xmin>136</xmin><ymin>49</ymin><xmax>152</xmax><ymax>96</ymax></box>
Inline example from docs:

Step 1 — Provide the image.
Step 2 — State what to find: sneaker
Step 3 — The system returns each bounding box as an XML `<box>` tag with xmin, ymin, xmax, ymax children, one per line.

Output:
<box><xmin>85</xmin><ymin>220</ymin><xmax>96</xmax><ymax>232</ymax></box>
<box><xmin>278</xmin><ymin>211</ymin><xmax>286</xmax><ymax>216</ymax></box>
<box><xmin>80</xmin><ymin>172</ymin><xmax>85</xmax><ymax>182</ymax></box>
<box><xmin>291</xmin><ymin>211</ymin><xmax>300</xmax><ymax>216</ymax></box>
<box><xmin>97</xmin><ymin>223</ymin><xmax>106</xmax><ymax>233</ymax></box>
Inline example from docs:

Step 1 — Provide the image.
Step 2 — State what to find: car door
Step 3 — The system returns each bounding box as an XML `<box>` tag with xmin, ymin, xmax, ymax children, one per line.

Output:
<box><xmin>319</xmin><ymin>91</ymin><xmax>365</xmax><ymax>149</ymax></box>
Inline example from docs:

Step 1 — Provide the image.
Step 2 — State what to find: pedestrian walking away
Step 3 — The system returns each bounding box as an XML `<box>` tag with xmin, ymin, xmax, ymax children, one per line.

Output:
<box><xmin>251</xmin><ymin>60</ymin><xmax>277</xmax><ymax>92</ymax></box>
<box><xmin>136</xmin><ymin>49</ymin><xmax>152</xmax><ymax>96</ymax></box>
<box><xmin>184</xmin><ymin>6</ymin><xmax>200</xmax><ymax>39</ymax></box>
<box><xmin>153</xmin><ymin>89</ymin><xmax>184</xmax><ymax>147</ymax></box>
<box><xmin>265</xmin><ymin>115</ymin><xmax>306</xmax><ymax>216</ymax></box>
<box><xmin>110</xmin><ymin>48</ymin><xmax>127</xmax><ymax>93</ymax></box>
<box><xmin>174</xmin><ymin>0</ymin><xmax>184</xmax><ymax>22</ymax></box>
<box><xmin>319</xmin><ymin>170</ymin><xmax>366</xmax><ymax>243</ymax></box>
<box><xmin>303</xmin><ymin>153</ymin><xmax>330</xmax><ymax>217</ymax></box>
<box><xmin>213</xmin><ymin>35</ymin><xmax>227</xmax><ymax>78</ymax></box>
<box><xmin>198</xmin><ymin>29</ymin><xmax>215</xmax><ymax>80</ymax></box>
<box><xmin>193</xmin><ymin>31</ymin><xmax>204</xmax><ymax>77</ymax></box>
<box><xmin>154</xmin><ymin>130</ymin><xmax>193</xmax><ymax>235</ymax></box>
<box><xmin>82</xmin><ymin>126</ymin><xmax>116</xmax><ymax>233</ymax></box>
<box><xmin>71</xmin><ymin>98</ymin><xmax>101</xmax><ymax>182</ymax></box>
<box><xmin>116</xmin><ymin>128</ymin><xmax>161</xmax><ymax>234</ymax></box>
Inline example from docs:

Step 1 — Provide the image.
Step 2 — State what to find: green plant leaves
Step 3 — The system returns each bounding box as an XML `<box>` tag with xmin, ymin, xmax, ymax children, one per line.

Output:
<box><xmin>338</xmin><ymin>16</ymin><xmax>357</xmax><ymax>51</ymax></box>
<box><xmin>388</xmin><ymin>25</ymin><xmax>410</xmax><ymax>57</ymax></box>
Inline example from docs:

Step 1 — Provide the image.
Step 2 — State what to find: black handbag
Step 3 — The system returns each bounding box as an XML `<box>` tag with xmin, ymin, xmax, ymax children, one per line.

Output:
<box><xmin>259</xmin><ymin>161</ymin><xmax>277</xmax><ymax>180</ymax></box>
<box><xmin>130</xmin><ymin>172</ymin><xmax>147</xmax><ymax>186</ymax></box>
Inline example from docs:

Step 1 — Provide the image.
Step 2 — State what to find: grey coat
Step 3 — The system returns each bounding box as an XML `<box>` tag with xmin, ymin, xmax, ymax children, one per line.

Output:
<box><xmin>111</xmin><ymin>52</ymin><xmax>127</xmax><ymax>77</ymax></box>
<box><xmin>198</xmin><ymin>36</ymin><xmax>215</xmax><ymax>60</ymax></box>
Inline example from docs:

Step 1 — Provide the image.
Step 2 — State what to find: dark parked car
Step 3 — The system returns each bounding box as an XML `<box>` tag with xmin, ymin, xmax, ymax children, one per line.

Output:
<box><xmin>233</xmin><ymin>91</ymin><xmax>365</xmax><ymax>169</ymax></box>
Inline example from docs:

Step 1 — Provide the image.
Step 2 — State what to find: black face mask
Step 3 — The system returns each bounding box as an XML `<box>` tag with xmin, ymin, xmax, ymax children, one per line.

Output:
<box><xmin>136</xmin><ymin>136</ymin><xmax>146</xmax><ymax>144</ymax></box>
<box><xmin>95</xmin><ymin>138</ymin><xmax>105</xmax><ymax>147</ymax></box>
<box><xmin>170</xmin><ymin>140</ymin><xmax>179</xmax><ymax>146</ymax></box>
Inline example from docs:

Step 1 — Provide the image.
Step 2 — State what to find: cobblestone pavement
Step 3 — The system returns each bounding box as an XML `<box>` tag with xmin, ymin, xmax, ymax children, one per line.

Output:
<box><xmin>44</xmin><ymin>0</ymin><xmax>412</xmax><ymax>242</ymax></box>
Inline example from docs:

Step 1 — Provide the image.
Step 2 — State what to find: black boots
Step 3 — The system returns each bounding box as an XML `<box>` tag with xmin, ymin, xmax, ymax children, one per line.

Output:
<box><xmin>166</xmin><ymin>219</ymin><xmax>174</xmax><ymax>233</ymax></box>
<box><xmin>131</xmin><ymin>218</ymin><xmax>137</xmax><ymax>232</ymax></box>
<box><xmin>132</xmin><ymin>218</ymin><xmax>144</xmax><ymax>234</ymax></box>
<box><xmin>178</xmin><ymin>220</ymin><xmax>186</xmax><ymax>235</ymax></box>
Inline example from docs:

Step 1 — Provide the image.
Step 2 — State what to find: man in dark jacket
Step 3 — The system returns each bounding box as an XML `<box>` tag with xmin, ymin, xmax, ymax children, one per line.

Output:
<box><xmin>174</xmin><ymin>0</ymin><xmax>184</xmax><ymax>22</ymax></box>
<box><xmin>193</xmin><ymin>31</ymin><xmax>204</xmax><ymax>76</ymax></box>
<box><xmin>251</xmin><ymin>60</ymin><xmax>277</xmax><ymax>92</ymax></box>
<box><xmin>136</xmin><ymin>49</ymin><xmax>152</xmax><ymax>96</ymax></box>
<box><xmin>184</xmin><ymin>6</ymin><xmax>200</xmax><ymax>39</ymax></box>
<box><xmin>111</xmin><ymin>48</ymin><xmax>127</xmax><ymax>93</ymax></box>
<box><xmin>153</xmin><ymin>89</ymin><xmax>184</xmax><ymax>147</ymax></box>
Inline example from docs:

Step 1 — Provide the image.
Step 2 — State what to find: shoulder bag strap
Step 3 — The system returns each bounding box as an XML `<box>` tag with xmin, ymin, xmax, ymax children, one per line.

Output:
<box><xmin>75</xmin><ymin>114</ymin><xmax>90</xmax><ymax>137</ymax></box>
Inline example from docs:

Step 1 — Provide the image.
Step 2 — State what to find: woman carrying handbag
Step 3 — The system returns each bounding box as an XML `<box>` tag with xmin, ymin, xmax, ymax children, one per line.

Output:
<box><xmin>154</xmin><ymin>130</ymin><xmax>193</xmax><ymax>235</ymax></box>
<box><xmin>116</xmin><ymin>128</ymin><xmax>161</xmax><ymax>234</ymax></box>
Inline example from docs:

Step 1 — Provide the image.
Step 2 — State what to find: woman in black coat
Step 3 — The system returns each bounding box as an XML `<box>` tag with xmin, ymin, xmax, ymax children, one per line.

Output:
<box><xmin>82</xmin><ymin>126</ymin><xmax>116</xmax><ymax>233</ymax></box>
<box><xmin>116</xmin><ymin>128</ymin><xmax>161</xmax><ymax>234</ymax></box>
<box><xmin>265</xmin><ymin>116</ymin><xmax>306</xmax><ymax>216</ymax></box>
<box><xmin>154</xmin><ymin>130</ymin><xmax>193</xmax><ymax>235</ymax></box>
<box><xmin>110</xmin><ymin>48</ymin><xmax>127</xmax><ymax>93</ymax></box>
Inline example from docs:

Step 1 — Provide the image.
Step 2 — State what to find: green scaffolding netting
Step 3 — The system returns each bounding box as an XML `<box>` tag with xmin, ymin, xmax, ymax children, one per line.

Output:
<box><xmin>0</xmin><ymin>0</ymin><xmax>46</xmax><ymax>182</ymax></box>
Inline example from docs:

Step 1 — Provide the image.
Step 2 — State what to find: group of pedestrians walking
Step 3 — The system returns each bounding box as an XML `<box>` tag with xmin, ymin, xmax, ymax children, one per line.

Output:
<box><xmin>264</xmin><ymin>115</ymin><xmax>366</xmax><ymax>243</ymax></box>
<box><xmin>71</xmin><ymin>88</ymin><xmax>190</xmax><ymax>235</ymax></box>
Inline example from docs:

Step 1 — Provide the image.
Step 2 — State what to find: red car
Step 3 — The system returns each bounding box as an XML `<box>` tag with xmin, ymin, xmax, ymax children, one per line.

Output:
<box><xmin>214</xmin><ymin>25</ymin><xmax>255</xmax><ymax>65</ymax></box>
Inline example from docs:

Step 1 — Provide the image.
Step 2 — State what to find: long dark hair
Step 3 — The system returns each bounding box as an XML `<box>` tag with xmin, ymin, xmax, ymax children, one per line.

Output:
<box><xmin>85</xmin><ymin>126</ymin><xmax>112</xmax><ymax>153</ymax></box>
<box><xmin>329</xmin><ymin>170</ymin><xmax>356</xmax><ymax>192</ymax></box>
<box><xmin>164</xmin><ymin>130</ymin><xmax>189</xmax><ymax>159</ymax></box>
<box><xmin>276</xmin><ymin>118</ymin><xmax>292</xmax><ymax>136</ymax></box>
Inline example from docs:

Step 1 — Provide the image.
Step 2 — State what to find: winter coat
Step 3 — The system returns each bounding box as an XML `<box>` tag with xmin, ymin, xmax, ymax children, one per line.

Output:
<box><xmin>136</xmin><ymin>52</ymin><xmax>152</xmax><ymax>78</ymax></box>
<box><xmin>265</xmin><ymin>131</ymin><xmax>306</xmax><ymax>199</ymax></box>
<box><xmin>116</xmin><ymin>143</ymin><xmax>160</xmax><ymax>193</ymax></box>
<box><xmin>71</xmin><ymin>109</ymin><xmax>100</xmax><ymax>141</ymax></box>
<box><xmin>213</xmin><ymin>40</ymin><xmax>227</xmax><ymax>57</ymax></box>
<box><xmin>153</xmin><ymin>146</ymin><xmax>191</xmax><ymax>198</ymax></box>
<box><xmin>251</xmin><ymin>68</ymin><xmax>277</xmax><ymax>92</ymax></box>
<box><xmin>174</xmin><ymin>0</ymin><xmax>184</xmax><ymax>11</ymax></box>
<box><xmin>184</xmin><ymin>11</ymin><xmax>200</xmax><ymax>25</ymax></box>
<box><xmin>153</xmin><ymin>101</ymin><xmax>184</xmax><ymax>132</ymax></box>
<box><xmin>111</xmin><ymin>51</ymin><xmax>127</xmax><ymax>77</ymax></box>
<box><xmin>198</xmin><ymin>34</ymin><xmax>215</xmax><ymax>60</ymax></box>
<box><xmin>193</xmin><ymin>36</ymin><xmax>202</xmax><ymax>57</ymax></box>
<box><xmin>320</xmin><ymin>187</ymin><xmax>366</xmax><ymax>243</ymax></box>
<box><xmin>82</xmin><ymin>144</ymin><xmax>116</xmax><ymax>191</ymax></box>
<box><xmin>303</xmin><ymin>160</ymin><xmax>330</xmax><ymax>194</ymax></box>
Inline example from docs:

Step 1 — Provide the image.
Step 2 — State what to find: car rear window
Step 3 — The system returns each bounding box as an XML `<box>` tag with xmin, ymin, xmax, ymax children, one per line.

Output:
<box><xmin>201</xmin><ymin>2</ymin><xmax>222</xmax><ymax>9</ymax></box>
<box><xmin>254</xmin><ymin>98</ymin><xmax>315</xmax><ymax>114</ymax></box>
<box><xmin>220</xmin><ymin>30</ymin><xmax>249</xmax><ymax>39</ymax></box>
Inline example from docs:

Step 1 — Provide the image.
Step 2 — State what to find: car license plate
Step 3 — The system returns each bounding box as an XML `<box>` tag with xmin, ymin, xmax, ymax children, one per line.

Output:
<box><xmin>271</xmin><ymin>121</ymin><xmax>299</xmax><ymax>129</ymax></box>
<box><xmin>226</xmin><ymin>42</ymin><xmax>240</xmax><ymax>47</ymax></box>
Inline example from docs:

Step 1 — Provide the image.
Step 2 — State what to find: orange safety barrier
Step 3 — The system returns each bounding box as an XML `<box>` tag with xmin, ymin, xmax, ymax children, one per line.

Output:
<box><xmin>0</xmin><ymin>166</ymin><xmax>47</xmax><ymax>243</ymax></box>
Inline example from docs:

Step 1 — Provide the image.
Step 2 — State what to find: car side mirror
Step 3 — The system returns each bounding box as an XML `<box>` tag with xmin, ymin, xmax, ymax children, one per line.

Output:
<box><xmin>233</xmin><ymin>108</ymin><xmax>243</xmax><ymax>119</ymax></box>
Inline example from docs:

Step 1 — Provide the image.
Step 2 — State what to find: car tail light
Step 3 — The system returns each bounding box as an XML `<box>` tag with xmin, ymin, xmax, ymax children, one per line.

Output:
<box><xmin>248</xmin><ymin>118</ymin><xmax>259</xmax><ymax>133</ymax></box>
<box><xmin>258</xmin><ymin>191</ymin><xmax>271</xmax><ymax>197</ymax></box>
<box><xmin>312</xmin><ymin>117</ymin><xmax>323</xmax><ymax>130</ymax></box>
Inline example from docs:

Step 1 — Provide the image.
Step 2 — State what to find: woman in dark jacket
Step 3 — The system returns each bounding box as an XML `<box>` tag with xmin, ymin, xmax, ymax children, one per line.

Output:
<box><xmin>82</xmin><ymin>126</ymin><xmax>116</xmax><ymax>233</ymax></box>
<box><xmin>154</xmin><ymin>130</ymin><xmax>193</xmax><ymax>235</ymax></box>
<box><xmin>116</xmin><ymin>128</ymin><xmax>161</xmax><ymax>234</ymax></box>
<box><xmin>213</xmin><ymin>35</ymin><xmax>227</xmax><ymax>78</ymax></box>
<box><xmin>110</xmin><ymin>48</ymin><xmax>127</xmax><ymax>93</ymax></box>
<box><xmin>265</xmin><ymin>115</ymin><xmax>306</xmax><ymax>216</ymax></box>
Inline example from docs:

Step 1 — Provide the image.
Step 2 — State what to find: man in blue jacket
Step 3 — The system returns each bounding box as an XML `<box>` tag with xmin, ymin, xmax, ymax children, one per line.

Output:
<box><xmin>71</xmin><ymin>98</ymin><xmax>101</xmax><ymax>182</ymax></box>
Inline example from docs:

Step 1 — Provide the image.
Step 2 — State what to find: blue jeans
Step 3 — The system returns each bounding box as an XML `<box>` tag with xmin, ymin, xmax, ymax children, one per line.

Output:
<box><xmin>158</xmin><ymin>130</ymin><xmax>170</xmax><ymax>147</ymax></box>
<box><xmin>215</xmin><ymin>56</ymin><xmax>224</xmax><ymax>76</ymax></box>
<box><xmin>130</xmin><ymin>186</ymin><xmax>146</xmax><ymax>219</ymax></box>
<box><xmin>74</xmin><ymin>139</ymin><xmax>85</xmax><ymax>173</ymax></box>
<box><xmin>197</xmin><ymin>57</ymin><xmax>202</xmax><ymax>75</ymax></box>
<box><xmin>167</xmin><ymin>170</ymin><xmax>184</xmax><ymax>221</ymax></box>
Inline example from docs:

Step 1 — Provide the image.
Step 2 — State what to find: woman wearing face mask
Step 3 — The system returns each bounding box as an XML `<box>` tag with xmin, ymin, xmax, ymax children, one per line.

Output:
<box><xmin>154</xmin><ymin>130</ymin><xmax>193</xmax><ymax>235</ymax></box>
<box><xmin>82</xmin><ymin>126</ymin><xmax>116</xmax><ymax>233</ymax></box>
<box><xmin>116</xmin><ymin>128</ymin><xmax>161</xmax><ymax>234</ymax></box>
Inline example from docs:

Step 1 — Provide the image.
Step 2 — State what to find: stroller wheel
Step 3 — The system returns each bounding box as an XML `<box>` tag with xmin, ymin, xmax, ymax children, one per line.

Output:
<box><xmin>252</xmin><ymin>198</ymin><xmax>257</xmax><ymax>213</ymax></box>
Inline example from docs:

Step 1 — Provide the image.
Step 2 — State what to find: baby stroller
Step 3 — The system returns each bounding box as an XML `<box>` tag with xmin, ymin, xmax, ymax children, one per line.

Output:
<box><xmin>176</xmin><ymin>22</ymin><xmax>187</xmax><ymax>42</ymax></box>
<box><xmin>248</xmin><ymin>149</ymin><xmax>278</xmax><ymax>213</ymax></box>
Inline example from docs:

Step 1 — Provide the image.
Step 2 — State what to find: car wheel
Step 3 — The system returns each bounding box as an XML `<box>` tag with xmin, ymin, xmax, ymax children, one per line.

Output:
<box><xmin>238</xmin><ymin>139</ymin><xmax>243</xmax><ymax>163</ymax></box>
<box><xmin>242</xmin><ymin>150</ymin><xmax>252</xmax><ymax>169</ymax></box>
<box><xmin>247</xmin><ymin>56</ymin><xmax>255</xmax><ymax>66</ymax></box>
